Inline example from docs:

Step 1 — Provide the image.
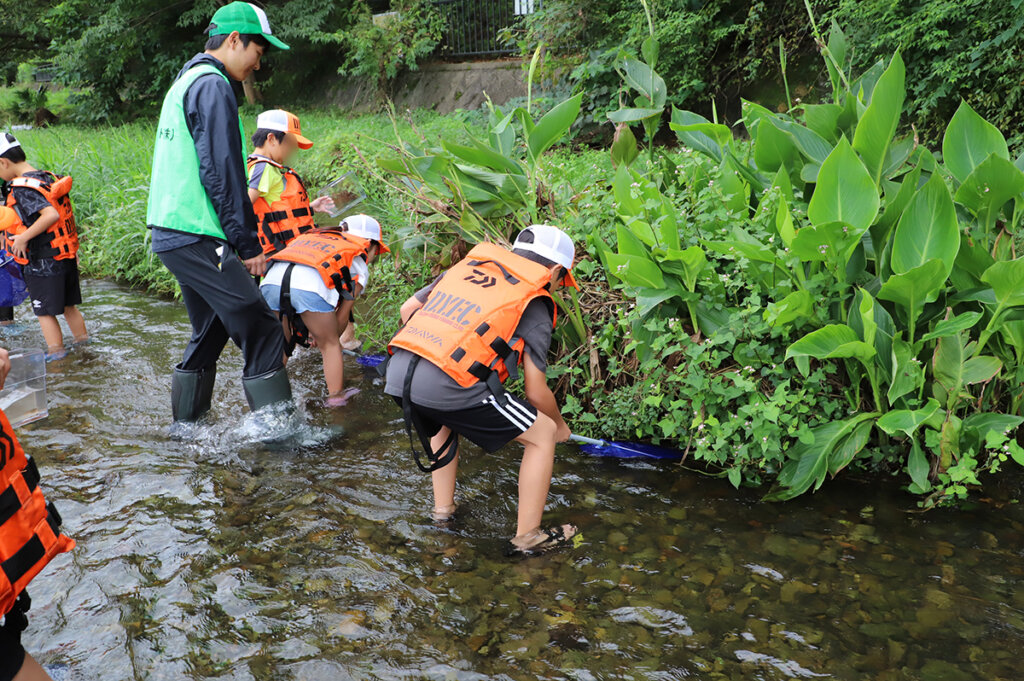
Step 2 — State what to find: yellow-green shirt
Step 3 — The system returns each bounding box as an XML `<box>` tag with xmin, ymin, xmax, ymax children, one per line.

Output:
<box><xmin>247</xmin><ymin>156</ymin><xmax>285</xmax><ymax>205</ymax></box>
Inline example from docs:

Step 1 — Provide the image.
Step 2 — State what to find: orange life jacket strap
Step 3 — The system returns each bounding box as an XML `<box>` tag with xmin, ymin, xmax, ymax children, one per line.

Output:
<box><xmin>0</xmin><ymin>457</ymin><xmax>39</xmax><ymax>526</ymax></box>
<box><xmin>1</xmin><ymin>502</ymin><xmax>62</xmax><ymax>591</ymax></box>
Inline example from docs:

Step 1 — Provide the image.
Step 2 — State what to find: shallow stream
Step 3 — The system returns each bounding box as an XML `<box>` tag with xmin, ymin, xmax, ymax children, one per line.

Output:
<box><xmin>7</xmin><ymin>281</ymin><xmax>1024</xmax><ymax>680</ymax></box>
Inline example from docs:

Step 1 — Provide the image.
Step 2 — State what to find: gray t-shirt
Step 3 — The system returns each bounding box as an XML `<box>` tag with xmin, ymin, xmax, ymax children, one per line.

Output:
<box><xmin>384</xmin><ymin>276</ymin><xmax>554</xmax><ymax>410</ymax></box>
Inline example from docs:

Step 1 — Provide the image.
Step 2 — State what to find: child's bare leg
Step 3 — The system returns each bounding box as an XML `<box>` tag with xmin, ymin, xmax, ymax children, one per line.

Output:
<box><xmin>302</xmin><ymin>311</ymin><xmax>344</xmax><ymax>394</ymax></box>
<box><xmin>339</xmin><ymin>313</ymin><xmax>359</xmax><ymax>350</ymax></box>
<box><xmin>14</xmin><ymin>652</ymin><xmax>55</xmax><ymax>681</ymax></box>
<box><xmin>430</xmin><ymin>426</ymin><xmax>459</xmax><ymax>516</ymax></box>
<box><xmin>63</xmin><ymin>305</ymin><xmax>87</xmax><ymax>341</ymax></box>
<box><xmin>513</xmin><ymin>412</ymin><xmax>558</xmax><ymax>537</ymax></box>
<box><xmin>37</xmin><ymin>315</ymin><xmax>64</xmax><ymax>353</ymax></box>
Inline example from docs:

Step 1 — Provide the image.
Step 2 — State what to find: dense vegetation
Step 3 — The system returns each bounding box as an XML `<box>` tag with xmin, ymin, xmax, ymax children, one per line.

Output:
<box><xmin>7</xmin><ymin>2</ymin><xmax>1024</xmax><ymax>505</ymax></box>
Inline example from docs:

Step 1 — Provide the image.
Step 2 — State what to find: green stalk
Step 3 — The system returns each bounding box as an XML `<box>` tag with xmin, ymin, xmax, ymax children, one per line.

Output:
<box><xmin>779</xmin><ymin>37</ymin><xmax>793</xmax><ymax>112</ymax></box>
<box><xmin>526</xmin><ymin>42</ymin><xmax>543</xmax><ymax>116</ymax></box>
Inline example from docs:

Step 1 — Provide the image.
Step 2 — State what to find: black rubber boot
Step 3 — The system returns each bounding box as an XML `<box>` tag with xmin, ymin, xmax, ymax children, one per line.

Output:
<box><xmin>171</xmin><ymin>365</ymin><xmax>216</xmax><ymax>423</ymax></box>
<box><xmin>242</xmin><ymin>366</ymin><xmax>293</xmax><ymax>413</ymax></box>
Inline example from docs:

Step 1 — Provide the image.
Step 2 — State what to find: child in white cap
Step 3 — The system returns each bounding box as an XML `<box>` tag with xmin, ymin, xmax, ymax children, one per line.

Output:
<box><xmin>384</xmin><ymin>225</ymin><xmax>579</xmax><ymax>556</ymax></box>
<box><xmin>261</xmin><ymin>215</ymin><xmax>389</xmax><ymax>405</ymax></box>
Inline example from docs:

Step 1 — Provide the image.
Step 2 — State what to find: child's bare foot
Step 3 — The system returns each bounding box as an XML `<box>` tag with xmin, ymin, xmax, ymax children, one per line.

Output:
<box><xmin>507</xmin><ymin>524</ymin><xmax>578</xmax><ymax>556</ymax></box>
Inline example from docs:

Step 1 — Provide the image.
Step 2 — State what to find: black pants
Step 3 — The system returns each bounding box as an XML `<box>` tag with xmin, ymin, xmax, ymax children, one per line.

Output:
<box><xmin>157</xmin><ymin>239</ymin><xmax>285</xmax><ymax>378</ymax></box>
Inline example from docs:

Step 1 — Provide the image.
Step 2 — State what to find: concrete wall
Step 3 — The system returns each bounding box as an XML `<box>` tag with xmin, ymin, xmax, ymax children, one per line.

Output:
<box><xmin>327</xmin><ymin>59</ymin><xmax>529</xmax><ymax>114</ymax></box>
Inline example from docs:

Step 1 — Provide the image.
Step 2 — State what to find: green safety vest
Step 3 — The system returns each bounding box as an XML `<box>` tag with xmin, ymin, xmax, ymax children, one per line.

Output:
<box><xmin>146</xmin><ymin>64</ymin><xmax>246</xmax><ymax>239</ymax></box>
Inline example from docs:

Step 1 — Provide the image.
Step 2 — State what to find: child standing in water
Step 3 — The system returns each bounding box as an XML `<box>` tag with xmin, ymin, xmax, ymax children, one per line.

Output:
<box><xmin>0</xmin><ymin>134</ymin><xmax>87</xmax><ymax>358</ymax></box>
<box><xmin>261</xmin><ymin>214</ymin><xmax>389</xmax><ymax>406</ymax></box>
<box><xmin>384</xmin><ymin>225</ymin><xmax>578</xmax><ymax>556</ymax></box>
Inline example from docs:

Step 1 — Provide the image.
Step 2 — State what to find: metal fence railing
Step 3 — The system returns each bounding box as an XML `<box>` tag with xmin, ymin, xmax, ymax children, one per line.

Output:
<box><xmin>432</xmin><ymin>0</ymin><xmax>541</xmax><ymax>58</ymax></box>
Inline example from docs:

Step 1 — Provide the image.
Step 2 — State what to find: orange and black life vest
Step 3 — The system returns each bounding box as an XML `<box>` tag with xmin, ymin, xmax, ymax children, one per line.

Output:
<box><xmin>0</xmin><ymin>408</ymin><xmax>74</xmax><ymax>617</ymax></box>
<box><xmin>269</xmin><ymin>229</ymin><xmax>372</xmax><ymax>298</ymax></box>
<box><xmin>3</xmin><ymin>172</ymin><xmax>79</xmax><ymax>266</ymax></box>
<box><xmin>247</xmin><ymin>155</ymin><xmax>315</xmax><ymax>255</ymax></box>
<box><xmin>387</xmin><ymin>243</ymin><xmax>556</xmax><ymax>472</ymax></box>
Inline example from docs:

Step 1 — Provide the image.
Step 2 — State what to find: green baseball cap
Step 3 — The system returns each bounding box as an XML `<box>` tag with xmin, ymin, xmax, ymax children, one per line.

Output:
<box><xmin>209</xmin><ymin>2</ymin><xmax>290</xmax><ymax>50</ymax></box>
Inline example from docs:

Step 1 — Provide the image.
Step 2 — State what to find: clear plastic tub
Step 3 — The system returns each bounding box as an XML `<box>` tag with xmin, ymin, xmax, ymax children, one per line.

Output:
<box><xmin>0</xmin><ymin>350</ymin><xmax>47</xmax><ymax>426</ymax></box>
<box><xmin>317</xmin><ymin>172</ymin><xmax>366</xmax><ymax>218</ymax></box>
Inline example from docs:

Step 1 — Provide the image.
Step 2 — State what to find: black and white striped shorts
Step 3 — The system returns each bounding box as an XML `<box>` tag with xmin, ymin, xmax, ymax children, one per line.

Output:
<box><xmin>394</xmin><ymin>392</ymin><xmax>538</xmax><ymax>453</ymax></box>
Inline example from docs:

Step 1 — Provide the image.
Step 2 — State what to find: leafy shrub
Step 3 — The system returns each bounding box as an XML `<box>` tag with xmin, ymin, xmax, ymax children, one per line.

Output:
<box><xmin>828</xmin><ymin>0</ymin><xmax>1024</xmax><ymax>146</ymax></box>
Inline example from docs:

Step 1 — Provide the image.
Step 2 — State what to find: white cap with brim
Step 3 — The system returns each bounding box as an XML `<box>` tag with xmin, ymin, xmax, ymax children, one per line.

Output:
<box><xmin>513</xmin><ymin>224</ymin><xmax>578</xmax><ymax>289</ymax></box>
<box><xmin>342</xmin><ymin>214</ymin><xmax>389</xmax><ymax>253</ymax></box>
<box><xmin>0</xmin><ymin>135</ymin><xmax>21</xmax><ymax>157</ymax></box>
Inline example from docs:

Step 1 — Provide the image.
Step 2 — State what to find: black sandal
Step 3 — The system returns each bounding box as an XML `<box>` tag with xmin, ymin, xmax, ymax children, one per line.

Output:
<box><xmin>506</xmin><ymin>524</ymin><xmax>579</xmax><ymax>557</ymax></box>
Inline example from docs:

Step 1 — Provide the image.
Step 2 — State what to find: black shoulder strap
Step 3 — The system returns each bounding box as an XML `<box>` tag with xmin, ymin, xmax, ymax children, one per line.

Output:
<box><xmin>279</xmin><ymin>263</ymin><xmax>310</xmax><ymax>356</ymax></box>
<box><xmin>402</xmin><ymin>355</ymin><xmax>458</xmax><ymax>473</ymax></box>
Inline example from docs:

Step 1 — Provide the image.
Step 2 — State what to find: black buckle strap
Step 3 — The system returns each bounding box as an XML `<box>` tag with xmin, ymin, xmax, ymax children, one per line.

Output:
<box><xmin>279</xmin><ymin>264</ymin><xmax>310</xmax><ymax>357</ymax></box>
<box><xmin>1</xmin><ymin>534</ymin><xmax>44</xmax><ymax>588</ymax></box>
<box><xmin>402</xmin><ymin>356</ymin><xmax>458</xmax><ymax>473</ymax></box>
<box><xmin>0</xmin><ymin>458</ymin><xmax>41</xmax><ymax>527</ymax></box>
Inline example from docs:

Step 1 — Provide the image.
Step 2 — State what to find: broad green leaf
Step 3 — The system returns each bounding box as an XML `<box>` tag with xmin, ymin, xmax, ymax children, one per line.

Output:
<box><xmin>718</xmin><ymin>156</ymin><xmax>749</xmax><ymax>212</ymax></box>
<box><xmin>605</xmin><ymin>252</ymin><xmax>664</xmax><ymax>289</ymax></box>
<box><xmin>877</xmin><ymin>259</ymin><xmax>946</xmax><ymax>341</ymax></box>
<box><xmin>754</xmin><ymin>117</ymin><xmax>801</xmax><ymax>174</ymax></box>
<box><xmin>620</xmin><ymin>58</ymin><xmax>667</xmax><ymax>108</ymax></box>
<box><xmin>932</xmin><ymin>332</ymin><xmax>967</xmax><ymax>402</ymax></box>
<box><xmin>802</xmin><ymin>103</ymin><xmax>844</xmax><ymax>143</ymax></box>
<box><xmin>443</xmin><ymin>139</ymin><xmax>522</xmax><ymax>174</ymax></box>
<box><xmin>825</xmin><ymin>19</ymin><xmax>850</xmax><ymax>95</ymax></box>
<box><xmin>636</xmin><ymin>283</ymin><xmax>687</xmax><ymax>318</ymax></box>
<box><xmin>808</xmin><ymin>137</ymin><xmax>880</xmax><ymax>232</ymax></box>
<box><xmin>703</xmin><ymin>239</ymin><xmax>774</xmax><ymax>264</ymax></box>
<box><xmin>777</xmin><ymin>196</ymin><xmax>796</xmax><ymax>247</ymax></box>
<box><xmin>612</xmin><ymin>164</ymin><xmax>642</xmax><ymax>215</ymax></box>
<box><xmin>881</xmin><ymin>135</ymin><xmax>916</xmax><ymax>179</ymax></box>
<box><xmin>870</xmin><ymin>165</ymin><xmax>921</xmax><ymax>257</ymax></box>
<box><xmin>790</xmin><ymin>221</ymin><xmax>860</xmax><ymax>264</ymax></box>
<box><xmin>890</xmin><ymin>173</ymin><xmax>960</xmax><ymax>277</ymax></box>
<box><xmin>786</xmin><ymin>324</ymin><xmax>877</xmax><ymax>373</ymax></box>
<box><xmin>853</xmin><ymin>51</ymin><xmax>906</xmax><ymax>184</ymax></box>
<box><xmin>942</xmin><ymin>100</ymin><xmax>1009</xmax><ymax>184</ymax></box>
<box><xmin>773</xmin><ymin>118</ymin><xmax>834</xmax><ymax>164</ymax></box>
<box><xmin>527</xmin><ymin>92</ymin><xmax>583</xmax><ymax>161</ymax></box>
<box><xmin>919</xmin><ymin>310</ymin><xmax>983</xmax><ymax>342</ymax></box>
<box><xmin>656</xmin><ymin>197</ymin><xmax>680</xmax><ymax>250</ymax></box>
<box><xmin>764</xmin><ymin>290</ymin><xmax>813</xmax><ymax>328</ymax></box>
<box><xmin>954</xmin><ymin>154</ymin><xmax>1024</xmax><ymax>231</ymax></box>
<box><xmin>664</xmin><ymin>246</ymin><xmax>706</xmax><ymax>291</ymax></box>
<box><xmin>617</xmin><ymin>223</ymin><xmax>652</xmax><ymax>256</ymax></box>
<box><xmin>850</xmin><ymin>288</ymin><xmax>896</xmax><ymax>379</ymax></box>
<box><xmin>962</xmin><ymin>413</ymin><xmax>1024</xmax><ymax>441</ymax></box>
<box><xmin>828</xmin><ymin>418</ymin><xmax>874</xmax><ymax>476</ymax></box>
<box><xmin>670</xmin><ymin>108</ymin><xmax>724</xmax><ymax>161</ymax></box>
<box><xmin>980</xmin><ymin>258</ymin><xmax>1024</xmax><ymax>309</ymax></box>
<box><xmin>608</xmin><ymin>107</ymin><xmax>664</xmax><ymax>124</ymax></box>
<box><xmin>962</xmin><ymin>355</ymin><xmax>1002</xmax><ymax>384</ymax></box>
<box><xmin>765</xmin><ymin>413</ymin><xmax>877</xmax><ymax>501</ymax></box>
<box><xmin>877</xmin><ymin>398</ymin><xmax>941</xmax><ymax>438</ymax></box>
<box><xmin>907</xmin><ymin>439</ymin><xmax>931</xmax><ymax>492</ymax></box>
<box><xmin>887</xmin><ymin>337</ymin><xmax>924</xmax><ymax>404</ymax></box>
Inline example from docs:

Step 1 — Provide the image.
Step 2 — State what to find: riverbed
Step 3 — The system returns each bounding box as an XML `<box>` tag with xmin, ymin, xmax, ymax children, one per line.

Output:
<box><xmin>6</xmin><ymin>281</ymin><xmax>1024</xmax><ymax>680</ymax></box>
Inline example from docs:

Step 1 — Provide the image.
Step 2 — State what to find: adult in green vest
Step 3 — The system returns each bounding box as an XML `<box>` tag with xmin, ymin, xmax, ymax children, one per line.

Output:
<box><xmin>147</xmin><ymin>2</ymin><xmax>293</xmax><ymax>428</ymax></box>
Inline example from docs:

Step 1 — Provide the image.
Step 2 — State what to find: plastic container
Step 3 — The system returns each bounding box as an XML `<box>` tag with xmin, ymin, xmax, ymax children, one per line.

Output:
<box><xmin>317</xmin><ymin>172</ymin><xmax>366</xmax><ymax>218</ymax></box>
<box><xmin>0</xmin><ymin>350</ymin><xmax>47</xmax><ymax>426</ymax></box>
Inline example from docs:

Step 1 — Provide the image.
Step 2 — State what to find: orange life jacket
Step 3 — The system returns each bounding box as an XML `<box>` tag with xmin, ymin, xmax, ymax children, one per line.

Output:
<box><xmin>247</xmin><ymin>155</ymin><xmax>315</xmax><ymax>255</ymax></box>
<box><xmin>3</xmin><ymin>172</ymin><xmax>79</xmax><ymax>266</ymax></box>
<box><xmin>388</xmin><ymin>242</ymin><xmax>556</xmax><ymax>389</ymax></box>
<box><xmin>0</xmin><ymin>409</ymin><xmax>74</xmax><ymax>616</ymax></box>
<box><xmin>269</xmin><ymin>229</ymin><xmax>371</xmax><ymax>298</ymax></box>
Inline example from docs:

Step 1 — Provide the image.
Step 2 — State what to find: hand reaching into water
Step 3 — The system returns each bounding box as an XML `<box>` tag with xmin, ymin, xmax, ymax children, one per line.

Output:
<box><xmin>325</xmin><ymin>387</ymin><xmax>361</xmax><ymax>408</ymax></box>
